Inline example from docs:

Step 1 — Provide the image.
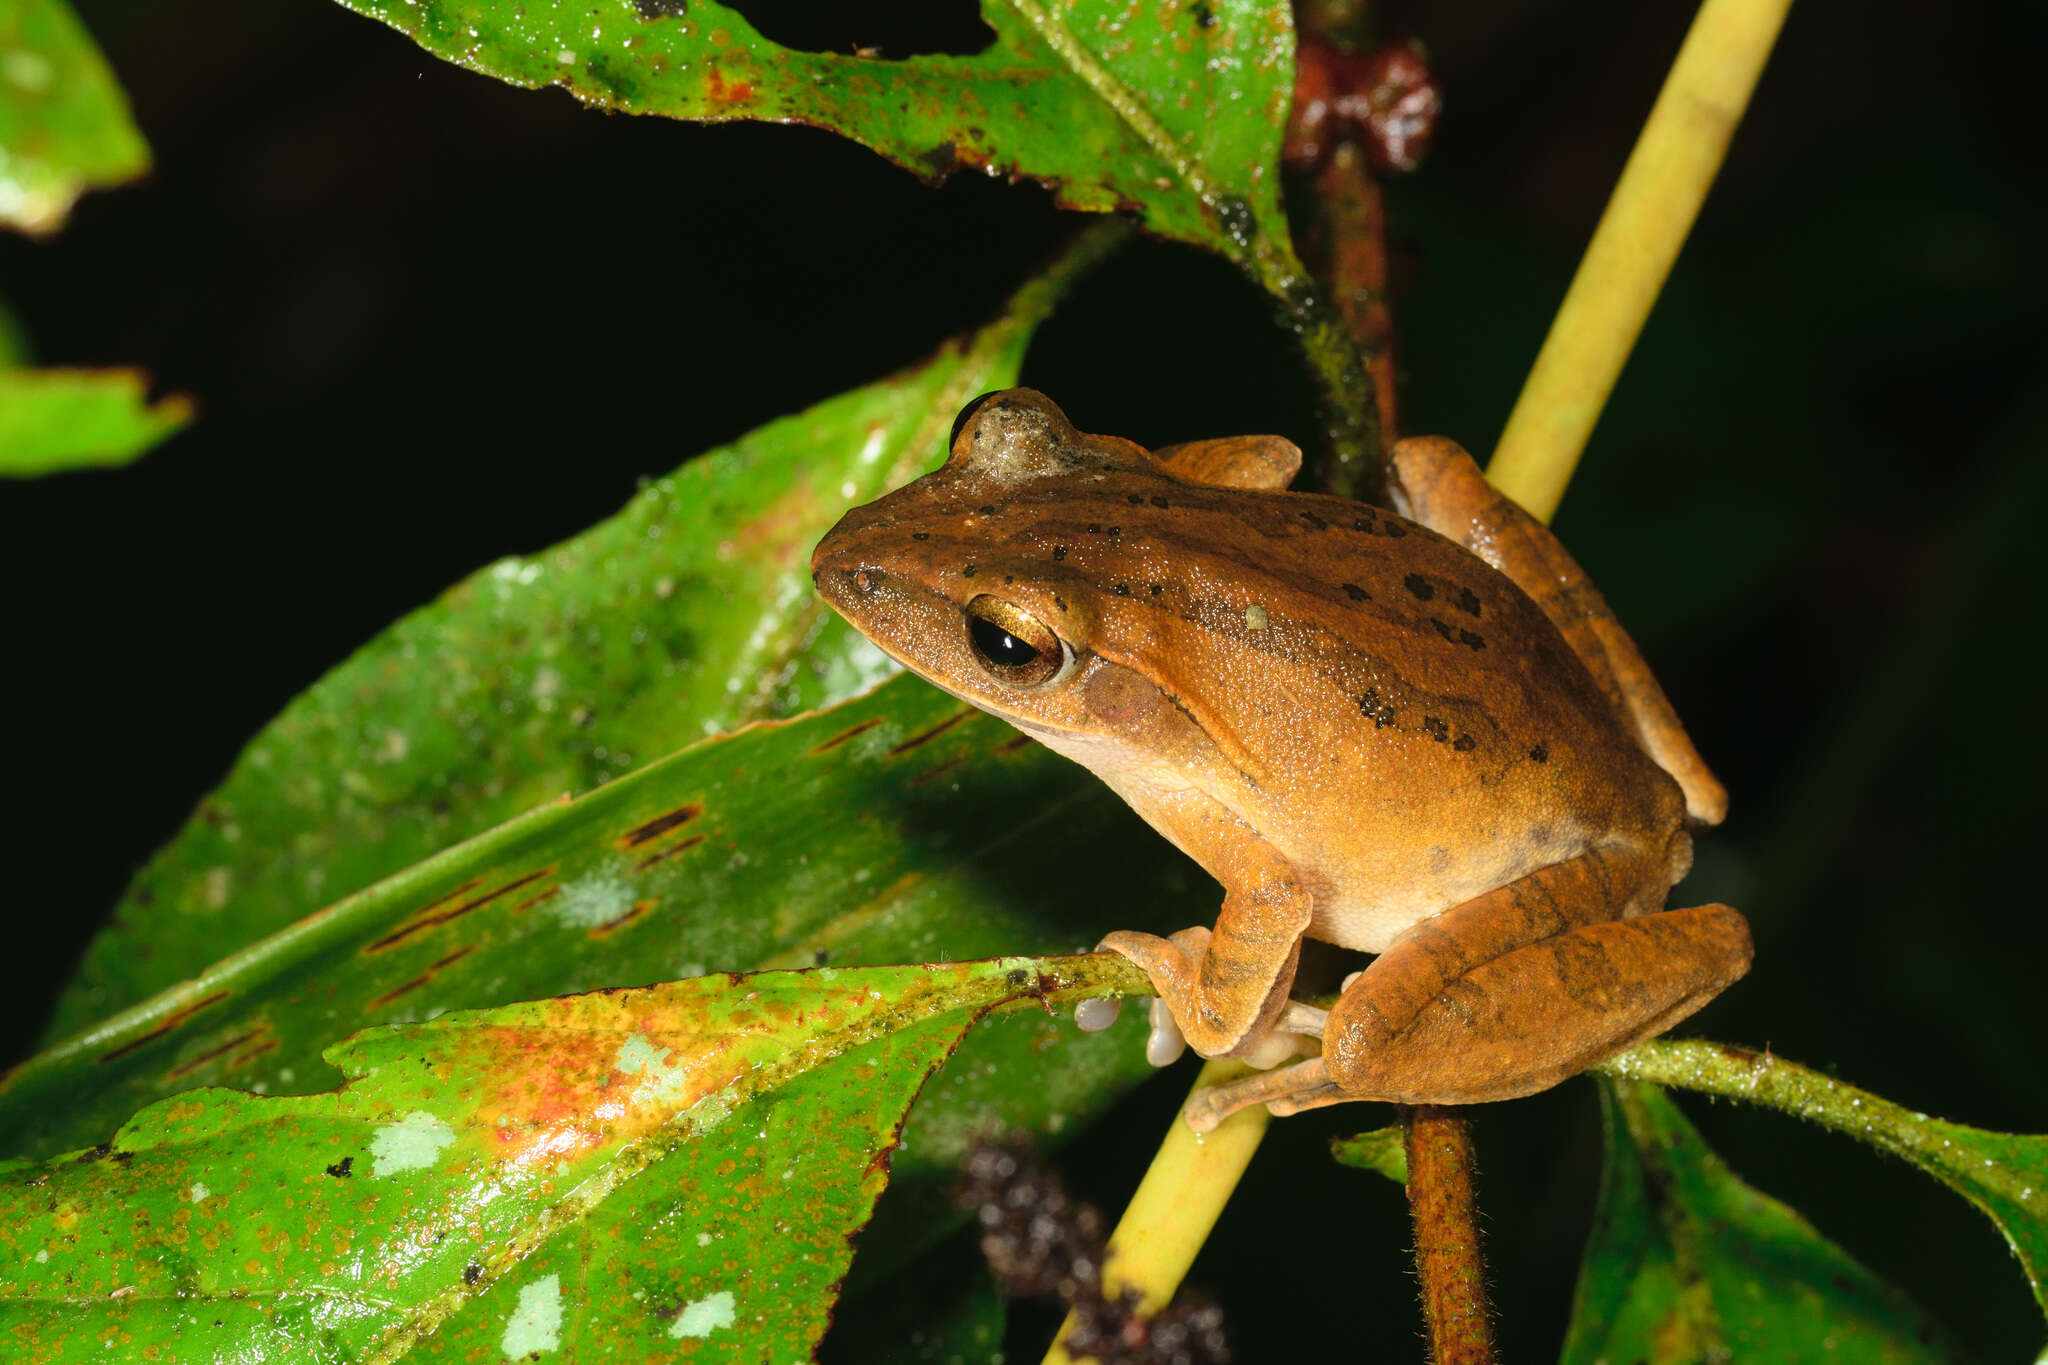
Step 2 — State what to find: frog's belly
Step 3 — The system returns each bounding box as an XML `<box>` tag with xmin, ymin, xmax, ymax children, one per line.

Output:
<box><xmin>1294</xmin><ymin>838</ymin><xmax>1578</xmax><ymax>955</ymax></box>
<box><xmin>1280</xmin><ymin>811</ymin><xmax>1661</xmax><ymax>955</ymax></box>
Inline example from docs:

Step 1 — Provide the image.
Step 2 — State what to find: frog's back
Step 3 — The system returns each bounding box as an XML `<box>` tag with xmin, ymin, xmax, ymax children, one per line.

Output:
<box><xmin>992</xmin><ymin>470</ymin><xmax>1687</xmax><ymax>951</ymax></box>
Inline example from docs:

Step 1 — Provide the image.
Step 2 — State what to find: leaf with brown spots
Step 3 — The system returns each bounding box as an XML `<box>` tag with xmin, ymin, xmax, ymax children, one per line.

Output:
<box><xmin>326</xmin><ymin>0</ymin><xmax>1299</xmax><ymax>270</ymax></box>
<box><xmin>46</xmin><ymin>241</ymin><xmax>1101</xmax><ymax>1048</ymax></box>
<box><xmin>0</xmin><ymin>956</ymin><xmax>1146</xmax><ymax>1364</ymax></box>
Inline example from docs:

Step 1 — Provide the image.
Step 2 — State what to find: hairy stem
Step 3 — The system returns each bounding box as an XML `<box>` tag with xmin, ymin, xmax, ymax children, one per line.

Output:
<box><xmin>1403</xmin><ymin>1106</ymin><xmax>1497</xmax><ymax>1365</ymax></box>
<box><xmin>1250</xmin><ymin>237</ymin><xmax>1383</xmax><ymax>501</ymax></box>
<box><xmin>1305</xmin><ymin>139</ymin><xmax>1400</xmax><ymax>448</ymax></box>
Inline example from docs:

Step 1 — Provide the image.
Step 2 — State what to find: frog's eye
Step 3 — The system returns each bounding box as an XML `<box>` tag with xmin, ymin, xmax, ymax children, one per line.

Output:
<box><xmin>964</xmin><ymin>594</ymin><xmax>1068</xmax><ymax>687</ymax></box>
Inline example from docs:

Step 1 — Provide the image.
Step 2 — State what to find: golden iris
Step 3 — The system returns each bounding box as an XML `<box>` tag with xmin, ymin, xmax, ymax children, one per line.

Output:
<box><xmin>964</xmin><ymin>595</ymin><xmax>1064</xmax><ymax>686</ymax></box>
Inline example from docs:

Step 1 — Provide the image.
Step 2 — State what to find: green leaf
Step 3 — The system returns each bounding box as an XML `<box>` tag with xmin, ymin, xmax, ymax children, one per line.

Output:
<box><xmin>1607</xmin><ymin>1039</ymin><xmax>2048</xmax><ymax>1322</ymax></box>
<box><xmin>0</xmin><ymin>0</ymin><xmax>150</xmax><ymax>235</ymax></box>
<box><xmin>1330</xmin><ymin>1125</ymin><xmax>1407</xmax><ymax>1185</ymax></box>
<box><xmin>2</xmin><ymin>673</ymin><xmax>1166</xmax><ymax>1166</ymax></box>
<box><xmin>46</xmin><ymin>225</ymin><xmax>1122</xmax><ymax>1044</ymax></box>
<box><xmin>1563</xmin><ymin>1078</ymin><xmax>1955</xmax><ymax>1365</ymax></box>
<box><xmin>0</xmin><ymin>956</ymin><xmax>1130</xmax><ymax>1364</ymax></box>
<box><xmin>329</xmin><ymin>0</ymin><xmax>1298</xmax><ymax>269</ymax></box>
<box><xmin>0</xmin><ymin>367</ymin><xmax>190</xmax><ymax>476</ymax></box>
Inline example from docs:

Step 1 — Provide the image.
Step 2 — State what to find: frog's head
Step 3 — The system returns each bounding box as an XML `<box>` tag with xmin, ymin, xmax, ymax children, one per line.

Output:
<box><xmin>810</xmin><ymin>389</ymin><xmax>1197</xmax><ymax>763</ymax></box>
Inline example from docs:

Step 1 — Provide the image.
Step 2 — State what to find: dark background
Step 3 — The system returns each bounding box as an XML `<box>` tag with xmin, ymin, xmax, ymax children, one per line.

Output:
<box><xmin>3</xmin><ymin>0</ymin><xmax>2043</xmax><ymax>1358</ymax></box>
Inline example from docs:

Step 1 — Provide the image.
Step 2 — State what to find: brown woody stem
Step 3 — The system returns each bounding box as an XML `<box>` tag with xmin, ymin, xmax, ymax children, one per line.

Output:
<box><xmin>1402</xmin><ymin>1106</ymin><xmax>1497</xmax><ymax>1365</ymax></box>
<box><xmin>1306</xmin><ymin>140</ymin><xmax>1399</xmax><ymax>448</ymax></box>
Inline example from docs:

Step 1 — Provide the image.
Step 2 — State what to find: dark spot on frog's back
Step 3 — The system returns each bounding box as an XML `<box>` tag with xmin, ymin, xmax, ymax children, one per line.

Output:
<box><xmin>1423</xmin><ymin>717</ymin><xmax>1449</xmax><ymax>742</ymax></box>
<box><xmin>1455</xmin><ymin>586</ymin><xmax>1482</xmax><ymax>617</ymax></box>
<box><xmin>963</xmin><ymin>564</ymin><xmax>977</xmax><ymax>577</ymax></box>
<box><xmin>912</xmin><ymin>531</ymin><xmax>929</xmax><ymax>541</ymax></box>
<box><xmin>1453</xmin><ymin>733</ymin><xmax>1477</xmax><ymax>752</ymax></box>
<box><xmin>1300</xmin><ymin>511</ymin><xmax>1327</xmax><ymax>530</ymax></box>
<box><xmin>1342</xmin><ymin>583</ymin><xmax>1369</xmax><ymax>602</ymax></box>
<box><xmin>1404</xmin><ymin>573</ymin><xmax>1435</xmax><ymax>602</ymax></box>
<box><xmin>1355</xmin><ymin>689</ymin><xmax>1396</xmax><ymax>728</ymax></box>
<box><xmin>1529</xmin><ymin>743</ymin><xmax>1550</xmax><ymax>763</ymax></box>
<box><xmin>1150</xmin><ymin>496</ymin><xmax>1170</xmax><ymax>510</ymax></box>
<box><xmin>1052</xmin><ymin>545</ymin><xmax>1067</xmax><ymax>560</ymax></box>
<box><xmin>1114</xmin><ymin>583</ymin><xmax>1131</xmax><ymax>596</ymax></box>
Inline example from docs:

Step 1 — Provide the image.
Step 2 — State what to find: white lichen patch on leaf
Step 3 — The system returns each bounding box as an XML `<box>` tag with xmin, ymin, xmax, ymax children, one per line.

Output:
<box><xmin>500</xmin><ymin>1273</ymin><xmax>563</xmax><ymax>1357</ymax></box>
<box><xmin>668</xmin><ymin>1290</ymin><xmax>736</xmax><ymax>1340</ymax></box>
<box><xmin>370</xmin><ymin>1110</ymin><xmax>457</xmax><ymax>1176</ymax></box>
<box><xmin>616</xmin><ymin>1033</ymin><xmax>691</xmax><ymax>1106</ymax></box>
<box><xmin>188</xmin><ymin>1182</ymin><xmax>210</xmax><ymax>1203</ymax></box>
<box><xmin>549</xmin><ymin>870</ymin><xmax>635</xmax><ymax>930</ymax></box>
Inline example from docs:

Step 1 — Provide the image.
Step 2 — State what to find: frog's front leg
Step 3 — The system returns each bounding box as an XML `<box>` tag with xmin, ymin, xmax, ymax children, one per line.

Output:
<box><xmin>1097</xmin><ymin>797</ymin><xmax>1314</xmax><ymax>1061</ymax></box>
<box><xmin>1180</xmin><ymin>848</ymin><xmax>1751</xmax><ymax>1130</ymax></box>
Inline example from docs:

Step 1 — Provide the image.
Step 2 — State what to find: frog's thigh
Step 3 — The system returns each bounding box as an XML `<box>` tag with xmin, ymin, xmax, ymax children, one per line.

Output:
<box><xmin>1098</xmin><ymin>812</ymin><xmax>1312</xmax><ymax>1060</ymax></box>
<box><xmin>1386</xmin><ymin>436</ymin><xmax>1727</xmax><ymax>826</ymax></box>
<box><xmin>1322</xmin><ymin>855</ymin><xmax>1753</xmax><ymax>1105</ymax></box>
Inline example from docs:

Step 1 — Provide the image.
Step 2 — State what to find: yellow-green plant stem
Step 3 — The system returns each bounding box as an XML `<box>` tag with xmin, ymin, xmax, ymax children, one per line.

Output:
<box><xmin>1487</xmin><ymin>0</ymin><xmax>1795</xmax><ymax>522</ymax></box>
<box><xmin>1041</xmin><ymin>1059</ymin><xmax>1267</xmax><ymax>1365</ymax></box>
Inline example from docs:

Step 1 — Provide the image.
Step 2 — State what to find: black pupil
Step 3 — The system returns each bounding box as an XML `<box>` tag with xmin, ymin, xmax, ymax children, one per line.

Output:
<box><xmin>970</xmin><ymin>615</ymin><xmax>1039</xmax><ymax>667</ymax></box>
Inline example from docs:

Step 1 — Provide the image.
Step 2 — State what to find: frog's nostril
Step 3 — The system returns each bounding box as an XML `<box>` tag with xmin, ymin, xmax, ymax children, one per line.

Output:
<box><xmin>853</xmin><ymin>569</ymin><xmax>875</xmax><ymax>593</ymax></box>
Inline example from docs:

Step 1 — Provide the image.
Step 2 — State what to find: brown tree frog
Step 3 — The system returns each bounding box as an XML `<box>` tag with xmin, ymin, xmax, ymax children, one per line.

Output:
<box><xmin>811</xmin><ymin>390</ymin><xmax>1749</xmax><ymax>1130</ymax></box>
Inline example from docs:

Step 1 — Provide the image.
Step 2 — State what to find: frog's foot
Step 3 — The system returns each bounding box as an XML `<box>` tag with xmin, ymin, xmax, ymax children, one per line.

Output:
<box><xmin>1181</xmin><ymin>1057</ymin><xmax>1342</xmax><ymax>1133</ymax></box>
<box><xmin>1099</xmin><ymin>925</ymin><xmax>1307</xmax><ymax>1064</ymax></box>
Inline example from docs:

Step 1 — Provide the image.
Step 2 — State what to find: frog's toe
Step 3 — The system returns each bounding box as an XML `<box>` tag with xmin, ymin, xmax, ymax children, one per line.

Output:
<box><xmin>1096</xmin><ymin>929</ymin><xmax>1188</xmax><ymax>981</ymax></box>
<box><xmin>1146</xmin><ymin>998</ymin><xmax>1188</xmax><ymax>1067</ymax></box>
<box><xmin>1073</xmin><ymin>997</ymin><xmax>1122</xmax><ymax>1033</ymax></box>
<box><xmin>1235</xmin><ymin>1028</ymin><xmax>1306</xmax><ymax>1070</ymax></box>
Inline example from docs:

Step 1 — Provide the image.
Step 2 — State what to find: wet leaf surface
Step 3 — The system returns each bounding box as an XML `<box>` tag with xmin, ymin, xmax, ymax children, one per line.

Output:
<box><xmin>1562</xmin><ymin>1078</ymin><xmax>1955</xmax><ymax>1365</ymax></box>
<box><xmin>0</xmin><ymin>0</ymin><xmax>150</xmax><ymax>235</ymax></box>
<box><xmin>328</xmin><ymin>0</ymin><xmax>1297</xmax><ymax>266</ymax></box>
<box><xmin>0</xmin><ymin>367</ymin><xmax>190</xmax><ymax>476</ymax></box>
<box><xmin>0</xmin><ymin>956</ymin><xmax>1136</xmax><ymax>1364</ymax></box>
<box><xmin>44</xmin><ymin>248</ymin><xmax>1100</xmax><ymax>1044</ymax></box>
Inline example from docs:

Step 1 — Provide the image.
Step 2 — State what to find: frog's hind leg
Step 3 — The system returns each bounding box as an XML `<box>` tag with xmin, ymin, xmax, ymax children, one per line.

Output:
<box><xmin>1386</xmin><ymin>436</ymin><xmax>1727</xmax><ymax>827</ymax></box>
<box><xmin>1320</xmin><ymin>850</ymin><xmax>1751</xmax><ymax>1106</ymax></box>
